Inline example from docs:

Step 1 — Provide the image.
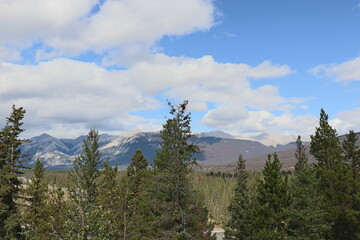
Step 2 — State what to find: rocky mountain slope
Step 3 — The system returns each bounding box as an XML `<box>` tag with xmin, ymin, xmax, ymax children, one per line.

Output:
<box><xmin>21</xmin><ymin>131</ymin><xmax>297</xmax><ymax>169</ymax></box>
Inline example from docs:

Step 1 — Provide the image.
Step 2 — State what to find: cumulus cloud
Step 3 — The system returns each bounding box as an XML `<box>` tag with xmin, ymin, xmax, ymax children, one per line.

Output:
<box><xmin>202</xmin><ymin>109</ymin><xmax>318</xmax><ymax>137</ymax></box>
<box><xmin>0</xmin><ymin>58</ymin><xmax>160</xmax><ymax>137</ymax></box>
<box><xmin>0</xmin><ymin>0</ymin><xmax>215</xmax><ymax>60</ymax></box>
<box><xmin>0</xmin><ymin>54</ymin><xmax>302</xmax><ymax>137</ymax></box>
<box><xmin>332</xmin><ymin>107</ymin><xmax>360</xmax><ymax>133</ymax></box>
<box><xmin>309</xmin><ymin>57</ymin><xmax>360</xmax><ymax>82</ymax></box>
<box><xmin>125</xmin><ymin>55</ymin><xmax>293</xmax><ymax>107</ymax></box>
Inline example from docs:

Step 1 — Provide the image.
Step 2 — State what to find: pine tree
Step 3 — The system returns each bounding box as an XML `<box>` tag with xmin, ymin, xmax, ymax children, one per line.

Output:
<box><xmin>294</xmin><ymin>136</ymin><xmax>308</xmax><ymax>172</ymax></box>
<box><xmin>287</xmin><ymin>136</ymin><xmax>330</xmax><ymax>239</ymax></box>
<box><xmin>310</xmin><ymin>109</ymin><xmax>360</xmax><ymax>239</ymax></box>
<box><xmin>225</xmin><ymin>155</ymin><xmax>253</xmax><ymax>239</ymax></box>
<box><xmin>342</xmin><ymin>130</ymin><xmax>360</xmax><ymax>178</ymax></box>
<box><xmin>97</xmin><ymin>162</ymin><xmax>121</xmax><ymax>239</ymax></box>
<box><xmin>153</xmin><ymin>100</ymin><xmax>212</xmax><ymax>239</ymax></box>
<box><xmin>23</xmin><ymin>159</ymin><xmax>52</xmax><ymax>239</ymax></box>
<box><xmin>48</xmin><ymin>186</ymin><xmax>68</xmax><ymax>240</ymax></box>
<box><xmin>254</xmin><ymin>153</ymin><xmax>292</xmax><ymax>240</ymax></box>
<box><xmin>67</xmin><ymin>129</ymin><xmax>104</xmax><ymax>240</ymax></box>
<box><xmin>0</xmin><ymin>105</ymin><xmax>29</xmax><ymax>239</ymax></box>
<box><xmin>310</xmin><ymin>108</ymin><xmax>343</xmax><ymax>167</ymax></box>
<box><xmin>122</xmin><ymin>149</ymin><xmax>152</xmax><ymax>239</ymax></box>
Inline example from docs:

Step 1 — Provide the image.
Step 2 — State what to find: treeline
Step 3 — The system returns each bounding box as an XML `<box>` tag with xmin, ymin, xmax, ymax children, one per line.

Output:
<box><xmin>205</xmin><ymin>170</ymin><xmax>291</xmax><ymax>179</ymax></box>
<box><xmin>225</xmin><ymin>109</ymin><xmax>360</xmax><ymax>239</ymax></box>
<box><xmin>0</xmin><ymin>102</ymin><xmax>214</xmax><ymax>239</ymax></box>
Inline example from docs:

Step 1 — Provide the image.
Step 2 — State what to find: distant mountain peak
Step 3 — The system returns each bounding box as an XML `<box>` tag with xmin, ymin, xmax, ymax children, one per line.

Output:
<box><xmin>251</xmin><ymin>132</ymin><xmax>299</xmax><ymax>147</ymax></box>
<box><xmin>198</xmin><ymin>131</ymin><xmax>235</xmax><ymax>139</ymax></box>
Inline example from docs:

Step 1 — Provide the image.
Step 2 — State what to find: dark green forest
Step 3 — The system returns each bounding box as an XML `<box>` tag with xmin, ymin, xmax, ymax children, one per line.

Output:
<box><xmin>1</xmin><ymin>103</ymin><xmax>360</xmax><ymax>239</ymax></box>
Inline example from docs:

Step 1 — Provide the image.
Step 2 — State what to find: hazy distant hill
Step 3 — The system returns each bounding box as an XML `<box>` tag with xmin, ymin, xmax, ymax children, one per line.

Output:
<box><xmin>203</xmin><ymin>132</ymin><xmax>360</xmax><ymax>171</ymax></box>
<box><xmin>21</xmin><ymin>131</ymin><xmax>297</xmax><ymax>169</ymax></box>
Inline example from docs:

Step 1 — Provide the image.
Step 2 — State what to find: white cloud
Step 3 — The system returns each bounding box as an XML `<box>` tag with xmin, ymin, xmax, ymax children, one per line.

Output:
<box><xmin>0</xmin><ymin>0</ymin><xmax>215</xmax><ymax>61</ymax></box>
<box><xmin>202</xmin><ymin>109</ymin><xmax>318</xmax><ymax>137</ymax></box>
<box><xmin>334</xmin><ymin>107</ymin><xmax>360</xmax><ymax>133</ymax></box>
<box><xmin>309</xmin><ymin>57</ymin><xmax>360</xmax><ymax>82</ymax></box>
<box><xmin>0</xmin><ymin>58</ymin><xmax>160</xmax><ymax>137</ymax></box>
<box><xmin>0</xmin><ymin>54</ymin><xmax>303</xmax><ymax>138</ymax></box>
<box><xmin>0</xmin><ymin>47</ymin><xmax>21</xmax><ymax>62</ymax></box>
<box><xmin>125</xmin><ymin>55</ymin><xmax>293</xmax><ymax>110</ymax></box>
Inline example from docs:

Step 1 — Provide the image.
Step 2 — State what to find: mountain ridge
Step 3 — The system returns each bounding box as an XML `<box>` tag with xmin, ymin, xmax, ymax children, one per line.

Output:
<box><xmin>21</xmin><ymin>131</ymin><xmax>296</xmax><ymax>169</ymax></box>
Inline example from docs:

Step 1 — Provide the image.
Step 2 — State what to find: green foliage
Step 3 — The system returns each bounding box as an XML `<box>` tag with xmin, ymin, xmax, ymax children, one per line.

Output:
<box><xmin>154</xmin><ymin>100</ymin><xmax>199</xmax><ymax>171</ymax></box>
<box><xmin>225</xmin><ymin>155</ymin><xmax>254</xmax><ymax>239</ymax></box>
<box><xmin>23</xmin><ymin>159</ymin><xmax>52</xmax><ymax>239</ymax></box>
<box><xmin>124</xmin><ymin>149</ymin><xmax>150</xmax><ymax>239</ymax></box>
<box><xmin>47</xmin><ymin>186</ymin><xmax>68</xmax><ymax>239</ymax></box>
<box><xmin>67</xmin><ymin>129</ymin><xmax>104</xmax><ymax>240</ymax></box>
<box><xmin>96</xmin><ymin>162</ymin><xmax>121</xmax><ymax>238</ymax></box>
<box><xmin>254</xmin><ymin>153</ymin><xmax>292</xmax><ymax>240</ymax></box>
<box><xmin>310</xmin><ymin>108</ymin><xmax>343</xmax><ymax>166</ymax></box>
<box><xmin>294</xmin><ymin>135</ymin><xmax>308</xmax><ymax>172</ymax></box>
<box><xmin>311</xmin><ymin>109</ymin><xmax>360</xmax><ymax>239</ymax></box>
<box><xmin>152</xmin><ymin>100</ymin><xmax>212</xmax><ymax>239</ymax></box>
<box><xmin>287</xmin><ymin>136</ymin><xmax>330</xmax><ymax>239</ymax></box>
<box><xmin>343</xmin><ymin>130</ymin><xmax>360</xmax><ymax>178</ymax></box>
<box><xmin>0</xmin><ymin>105</ymin><xmax>29</xmax><ymax>239</ymax></box>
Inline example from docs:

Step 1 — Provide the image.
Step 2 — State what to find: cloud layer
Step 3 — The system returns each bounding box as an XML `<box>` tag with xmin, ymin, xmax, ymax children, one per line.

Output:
<box><xmin>1</xmin><ymin>54</ymin><xmax>314</xmax><ymax>138</ymax></box>
<box><xmin>0</xmin><ymin>0</ymin><xmax>215</xmax><ymax>60</ymax></box>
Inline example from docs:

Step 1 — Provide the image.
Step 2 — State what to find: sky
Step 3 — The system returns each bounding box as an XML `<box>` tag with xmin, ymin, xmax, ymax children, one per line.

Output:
<box><xmin>0</xmin><ymin>0</ymin><xmax>360</xmax><ymax>140</ymax></box>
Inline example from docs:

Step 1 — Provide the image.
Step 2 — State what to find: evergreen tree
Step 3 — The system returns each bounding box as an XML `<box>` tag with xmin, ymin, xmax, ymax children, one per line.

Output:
<box><xmin>153</xmin><ymin>100</ymin><xmax>212</xmax><ymax>239</ymax></box>
<box><xmin>287</xmin><ymin>136</ymin><xmax>330</xmax><ymax>239</ymax></box>
<box><xmin>67</xmin><ymin>129</ymin><xmax>104</xmax><ymax>240</ymax></box>
<box><xmin>23</xmin><ymin>159</ymin><xmax>52</xmax><ymax>239</ymax></box>
<box><xmin>254</xmin><ymin>153</ymin><xmax>291</xmax><ymax>240</ymax></box>
<box><xmin>48</xmin><ymin>186</ymin><xmax>68</xmax><ymax>240</ymax></box>
<box><xmin>294</xmin><ymin>135</ymin><xmax>308</xmax><ymax>172</ymax></box>
<box><xmin>310</xmin><ymin>109</ymin><xmax>360</xmax><ymax>239</ymax></box>
<box><xmin>225</xmin><ymin>155</ymin><xmax>253</xmax><ymax>239</ymax></box>
<box><xmin>124</xmin><ymin>149</ymin><xmax>149</xmax><ymax>239</ymax></box>
<box><xmin>310</xmin><ymin>108</ymin><xmax>343</xmax><ymax>167</ymax></box>
<box><xmin>0</xmin><ymin>105</ymin><xmax>29</xmax><ymax>239</ymax></box>
<box><xmin>97</xmin><ymin>162</ymin><xmax>121</xmax><ymax>239</ymax></box>
<box><xmin>342</xmin><ymin>130</ymin><xmax>360</xmax><ymax>177</ymax></box>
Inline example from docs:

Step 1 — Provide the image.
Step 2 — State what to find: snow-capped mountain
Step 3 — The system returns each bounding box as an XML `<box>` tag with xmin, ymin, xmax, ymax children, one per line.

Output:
<box><xmin>249</xmin><ymin>132</ymin><xmax>300</xmax><ymax>147</ymax></box>
<box><xmin>21</xmin><ymin>131</ymin><xmax>298</xmax><ymax>169</ymax></box>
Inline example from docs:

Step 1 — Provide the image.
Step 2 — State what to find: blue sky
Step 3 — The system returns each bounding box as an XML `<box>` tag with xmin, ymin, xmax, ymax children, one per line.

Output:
<box><xmin>0</xmin><ymin>0</ymin><xmax>360</xmax><ymax>142</ymax></box>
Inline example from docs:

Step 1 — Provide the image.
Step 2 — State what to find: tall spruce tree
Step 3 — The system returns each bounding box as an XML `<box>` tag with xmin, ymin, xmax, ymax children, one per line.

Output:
<box><xmin>48</xmin><ymin>186</ymin><xmax>68</xmax><ymax>240</ymax></box>
<box><xmin>287</xmin><ymin>136</ymin><xmax>330</xmax><ymax>239</ymax></box>
<box><xmin>97</xmin><ymin>162</ymin><xmax>121</xmax><ymax>239</ymax></box>
<box><xmin>67</xmin><ymin>129</ymin><xmax>104</xmax><ymax>240</ymax></box>
<box><xmin>310</xmin><ymin>109</ymin><xmax>360</xmax><ymax>239</ymax></box>
<box><xmin>254</xmin><ymin>153</ymin><xmax>291</xmax><ymax>240</ymax></box>
<box><xmin>310</xmin><ymin>108</ymin><xmax>343</xmax><ymax>166</ymax></box>
<box><xmin>23</xmin><ymin>159</ymin><xmax>52</xmax><ymax>239</ymax></box>
<box><xmin>294</xmin><ymin>136</ymin><xmax>308</xmax><ymax>172</ymax></box>
<box><xmin>153</xmin><ymin>100</ymin><xmax>212</xmax><ymax>239</ymax></box>
<box><xmin>225</xmin><ymin>155</ymin><xmax>253</xmax><ymax>239</ymax></box>
<box><xmin>0</xmin><ymin>105</ymin><xmax>29</xmax><ymax>239</ymax></box>
<box><xmin>342</xmin><ymin>130</ymin><xmax>360</xmax><ymax>177</ymax></box>
<box><xmin>122</xmin><ymin>149</ymin><xmax>151</xmax><ymax>239</ymax></box>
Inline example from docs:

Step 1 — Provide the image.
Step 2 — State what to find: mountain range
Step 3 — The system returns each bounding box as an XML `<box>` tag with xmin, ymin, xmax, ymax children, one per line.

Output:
<box><xmin>20</xmin><ymin>131</ymin><xmax>297</xmax><ymax>170</ymax></box>
<box><xmin>21</xmin><ymin>131</ymin><xmax>359</xmax><ymax>170</ymax></box>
